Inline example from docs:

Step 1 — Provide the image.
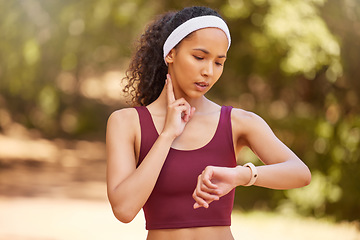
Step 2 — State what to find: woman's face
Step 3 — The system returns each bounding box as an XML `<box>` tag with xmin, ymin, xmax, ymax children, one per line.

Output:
<box><xmin>166</xmin><ymin>27</ymin><xmax>229</xmax><ymax>99</ymax></box>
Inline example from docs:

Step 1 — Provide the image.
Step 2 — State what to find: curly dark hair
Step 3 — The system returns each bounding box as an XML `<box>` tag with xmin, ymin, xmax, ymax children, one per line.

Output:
<box><xmin>122</xmin><ymin>6</ymin><xmax>223</xmax><ymax>106</ymax></box>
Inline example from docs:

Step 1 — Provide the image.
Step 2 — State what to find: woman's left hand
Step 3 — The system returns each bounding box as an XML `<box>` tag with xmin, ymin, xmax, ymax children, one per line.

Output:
<box><xmin>192</xmin><ymin>166</ymin><xmax>245</xmax><ymax>209</ymax></box>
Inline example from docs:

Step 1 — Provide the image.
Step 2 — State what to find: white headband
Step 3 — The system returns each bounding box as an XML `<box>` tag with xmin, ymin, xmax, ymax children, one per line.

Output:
<box><xmin>163</xmin><ymin>15</ymin><xmax>231</xmax><ymax>64</ymax></box>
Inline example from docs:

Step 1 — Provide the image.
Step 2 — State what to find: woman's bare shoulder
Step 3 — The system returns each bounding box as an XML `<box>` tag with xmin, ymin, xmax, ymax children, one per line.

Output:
<box><xmin>231</xmin><ymin>107</ymin><xmax>268</xmax><ymax>135</ymax></box>
<box><xmin>231</xmin><ymin>107</ymin><xmax>262</xmax><ymax>122</ymax></box>
<box><xmin>107</xmin><ymin>107</ymin><xmax>139</xmax><ymax>129</ymax></box>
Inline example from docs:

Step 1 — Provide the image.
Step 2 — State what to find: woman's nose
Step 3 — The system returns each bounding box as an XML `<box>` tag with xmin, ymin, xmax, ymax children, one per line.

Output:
<box><xmin>201</xmin><ymin>62</ymin><xmax>213</xmax><ymax>77</ymax></box>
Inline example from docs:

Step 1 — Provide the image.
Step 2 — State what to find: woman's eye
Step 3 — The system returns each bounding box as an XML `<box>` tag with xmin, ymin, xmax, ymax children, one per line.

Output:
<box><xmin>194</xmin><ymin>56</ymin><xmax>204</xmax><ymax>60</ymax></box>
<box><xmin>215</xmin><ymin>62</ymin><xmax>223</xmax><ymax>66</ymax></box>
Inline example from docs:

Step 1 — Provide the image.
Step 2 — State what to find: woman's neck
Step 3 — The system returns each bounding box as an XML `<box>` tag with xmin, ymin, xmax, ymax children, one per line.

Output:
<box><xmin>150</xmin><ymin>85</ymin><xmax>214</xmax><ymax>114</ymax></box>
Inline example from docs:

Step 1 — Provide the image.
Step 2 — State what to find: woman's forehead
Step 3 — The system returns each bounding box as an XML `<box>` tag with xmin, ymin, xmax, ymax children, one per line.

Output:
<box><xmin>182</xmin><ymin>28</ymin><xmax>229</xmax><ymax>54</ymax></box>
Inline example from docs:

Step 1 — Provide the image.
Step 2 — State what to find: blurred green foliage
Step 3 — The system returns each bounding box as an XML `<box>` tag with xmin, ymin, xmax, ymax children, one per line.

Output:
<box><xmin>0</xmin><ymin>0</ymin><xmax>359</xmax><ymax>221</ymax></box>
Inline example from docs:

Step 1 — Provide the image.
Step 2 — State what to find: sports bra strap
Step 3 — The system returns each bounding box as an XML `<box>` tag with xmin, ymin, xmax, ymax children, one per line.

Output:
<box><xmin>134</xmin><ymin>106</ymin><xmax>158</xmax><ymax>167</ymax></box>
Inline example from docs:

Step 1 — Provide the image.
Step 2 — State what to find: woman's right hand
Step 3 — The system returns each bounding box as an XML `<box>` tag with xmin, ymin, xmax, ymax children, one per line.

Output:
<box><xmin>161</xmin><ymin>74</ymin><xmax>196</xmax><ymax>139</ymax></box>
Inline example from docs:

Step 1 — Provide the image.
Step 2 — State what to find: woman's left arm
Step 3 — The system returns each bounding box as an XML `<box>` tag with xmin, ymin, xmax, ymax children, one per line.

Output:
<box><xmin>192</xmin><ymin>108</ymin><xmax>311</xmax><ymax>208</ymax></box>
<box><xmin>235</xmin><ymin>108</ymin><xmax>311</xmax><ymax>189</ymax></box>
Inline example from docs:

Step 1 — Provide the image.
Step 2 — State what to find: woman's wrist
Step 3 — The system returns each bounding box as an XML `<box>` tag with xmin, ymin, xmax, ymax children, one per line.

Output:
<box><xmin>159</xmin><ymin>131</ymin><xmax>177</xmax><ymax>142</ymax></box>
<box><xmin>234</xmin><ymin>165</ymin><xmax>252</xmax><ymax>186</ymax></box>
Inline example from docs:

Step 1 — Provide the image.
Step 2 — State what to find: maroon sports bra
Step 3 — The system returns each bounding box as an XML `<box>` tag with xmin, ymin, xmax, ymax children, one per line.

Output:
<box><xmin>135</xmin><ymin>105</ymin><xmax>237</xmax><ymax>230</ymax></box>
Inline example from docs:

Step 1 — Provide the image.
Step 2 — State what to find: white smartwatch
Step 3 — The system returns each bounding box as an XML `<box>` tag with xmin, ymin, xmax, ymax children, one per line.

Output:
<box><xmin>243</xmin><ymin>162</ymin><xmax>258</xmax><ymax>186</ymax></box>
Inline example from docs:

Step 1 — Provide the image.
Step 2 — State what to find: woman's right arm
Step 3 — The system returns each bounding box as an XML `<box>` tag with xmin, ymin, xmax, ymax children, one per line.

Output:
<box><xmin>106</xmin><ymin>75</ymin><xmax>195</xmax><ymax>223</ymax></box>
<box><xmin>106</xmin><ymin>108</ymin><xmax>175</xmax><ymax>223</ymax></box>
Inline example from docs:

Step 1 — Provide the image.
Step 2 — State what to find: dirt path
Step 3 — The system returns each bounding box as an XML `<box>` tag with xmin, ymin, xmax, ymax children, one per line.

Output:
<box><xmin>0</xmin><ymin>197</ymin><xmax>147</xmax><ymax>240</ymax></box>
<box><xmin>1</xmin><ymin>196</ymin><xmax>359</xmax><ymax>240</ymax></box>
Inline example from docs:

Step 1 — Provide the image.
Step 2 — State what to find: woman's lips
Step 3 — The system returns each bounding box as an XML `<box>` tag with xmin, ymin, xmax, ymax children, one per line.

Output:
<box><xmin>194</xmin><ymin>82</ymin><xmax>209</xmax><ymax>91</ymax></box>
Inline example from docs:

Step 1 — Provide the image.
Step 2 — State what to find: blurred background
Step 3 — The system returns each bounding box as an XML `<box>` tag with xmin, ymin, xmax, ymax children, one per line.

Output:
<box><xmin>0</xmin><ymin>0</ymin><xmax>359</xmax><ymax>239</ymax></box>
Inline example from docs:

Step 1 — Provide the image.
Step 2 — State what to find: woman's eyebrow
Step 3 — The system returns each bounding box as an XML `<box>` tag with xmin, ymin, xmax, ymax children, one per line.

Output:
<box><xmin>192</xmin><ymin>48</ymin><xmax>226</xmax><ymax>58</ymax></box>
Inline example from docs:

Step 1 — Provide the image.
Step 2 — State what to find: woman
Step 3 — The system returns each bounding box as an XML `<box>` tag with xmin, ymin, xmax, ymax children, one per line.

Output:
<box><xmin>106</xmin><ymin>6</ymin><xmax>311</xmax><ymax>240</ymax></box>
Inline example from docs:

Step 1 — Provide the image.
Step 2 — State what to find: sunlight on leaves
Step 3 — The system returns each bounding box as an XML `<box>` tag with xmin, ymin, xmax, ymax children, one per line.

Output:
<box><xmin>38</xmin><ymin>86</ymin><xmax>59</xmax><ymax>117</ymax></box>
<box><xmin>23</xmin><ymin>39</ymin><xmax>40</xmax><ymax>65</ymax></box>
<box><xmin>222</xmin><ymin>0</ymin><xmax>251</xmax><ymax>19</ymax></box>
<box><xmin>61</xmin><ymin>53</ymin><xmax>77</xmax><ymax>71</ymax></box>
<box><xmin>264</xmin><ymin>0</ymin><xmax>342</xmax><ymax>80</ymax></box>
<box><xmin>281</xmin><ymin>171</ymin><xmax>342</xmax><ymax>216</ymax></box>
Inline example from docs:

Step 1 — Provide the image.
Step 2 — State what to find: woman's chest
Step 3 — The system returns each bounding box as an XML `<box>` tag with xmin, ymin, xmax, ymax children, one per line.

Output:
<box><xmin>158</xmin><ymin>113</ymin><xmax>221</xmax><ymax>151</ymax></box>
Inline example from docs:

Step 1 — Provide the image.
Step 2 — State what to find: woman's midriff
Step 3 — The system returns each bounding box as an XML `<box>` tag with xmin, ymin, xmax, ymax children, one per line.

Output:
<box><xmin>146</xmin><ymin>226</ymin><xmax>234</xmax><ymax>240</ymax></box>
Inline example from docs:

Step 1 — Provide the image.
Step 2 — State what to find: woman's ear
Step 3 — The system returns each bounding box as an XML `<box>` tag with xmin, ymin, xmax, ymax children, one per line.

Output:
<box><xmin>165</xmin><ymin>49</ymin><xmax>176</xmax><ymax>64</ymax></box>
